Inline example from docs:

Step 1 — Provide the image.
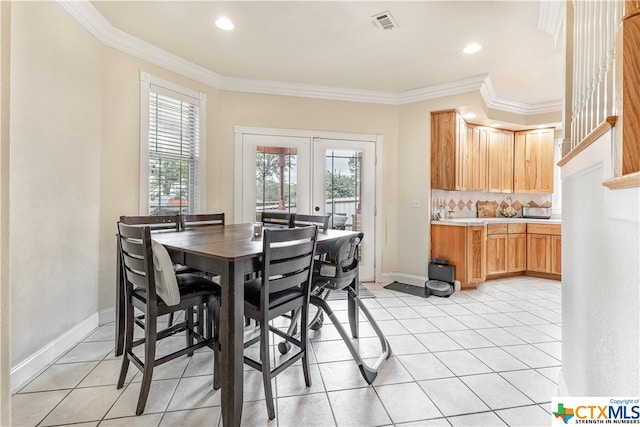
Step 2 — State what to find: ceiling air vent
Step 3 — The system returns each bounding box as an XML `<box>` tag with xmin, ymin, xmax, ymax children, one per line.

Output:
<box><xmin>372</xmin><ymin>11</ymin><xmax>398</xmax><ymax>30</ymax></box>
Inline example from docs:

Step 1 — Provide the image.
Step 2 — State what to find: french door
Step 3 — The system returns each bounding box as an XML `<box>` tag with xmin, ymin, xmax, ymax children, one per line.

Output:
<box><xmin>236</xmin><ymin>130</ymin><xmax>376</xmax><ymax>281</ymax></box>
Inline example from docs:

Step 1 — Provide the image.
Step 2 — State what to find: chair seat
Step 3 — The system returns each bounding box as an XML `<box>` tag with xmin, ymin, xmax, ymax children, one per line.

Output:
<box><xmin>174</xmin><ymin>264</ymin><xmax>199</xmax><ymax>275</ymax></box>
<box><xmin>244</xmin><ymin>278</ymin><xmax>303</xmax><ymax>311</ymax></box>
<box><xmin>132</xmin><ymin>274</ymin><xmax>220</xmax><ymax>315</ymax></box>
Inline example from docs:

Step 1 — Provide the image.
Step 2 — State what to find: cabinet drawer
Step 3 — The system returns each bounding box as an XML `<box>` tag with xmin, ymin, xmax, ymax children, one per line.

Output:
<box><xmin>527</xmin><ymin>223</ymin><xmax>561</xmax><ymax>235</ymax></box>
<box><xmin>508</xmin><ymin>223</ymin><xmax>527</xmax><ymax>234</ymax></box>
<box><xmin>487</xmin><ymin>223</ymin><xmax>508</xmax><ymax>235</ymax></box>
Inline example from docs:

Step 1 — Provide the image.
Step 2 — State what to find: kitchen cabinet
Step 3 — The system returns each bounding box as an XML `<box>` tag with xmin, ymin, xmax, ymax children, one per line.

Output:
<box><xmin>486</xmin><ymin>223</ymin><xmax>526</xmax><ymax>277</ymax></box>
<box><xmin>488</xmin><ymin>128</ymin><xmax>514</xmax><ymax>193</ymax></box>
<box><xmin>466</xmin><ymin>125</ymin><xmax>489</xmax><ymax>191</ymax></box>
<box><xmin>526</xmin><ymin>223</ymin><xmax>562</xmax><ymax>277</ymax></box>
<box><xmin>431</xmin><ymin>224</ymin><xmax>485</xmax><ymax>288</ymax></box>
<box><xmin>514</xmin><ymin>128</ymin><xmax>555</xmax><ymax>193</ymax></box>
<box><xmin>431</xmin><ymin>111</ymin><xmax>491</xmax><ymax>191</ymax></box>
<box><xmin>431</xmin><ymin>110</ymin><xmax>466</xmax><ymax>190</ymax></box>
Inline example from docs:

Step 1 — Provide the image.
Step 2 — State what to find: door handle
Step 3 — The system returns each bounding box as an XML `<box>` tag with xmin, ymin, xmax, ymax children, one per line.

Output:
<box><xmin>314</xmin><ymin>206</ymin><xmax>320</xmax><ymax>212</ymax></box>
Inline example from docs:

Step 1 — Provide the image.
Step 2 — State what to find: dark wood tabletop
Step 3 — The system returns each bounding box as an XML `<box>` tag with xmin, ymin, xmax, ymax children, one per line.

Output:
<box><xmin>148</xmin><ymin>223</ymin><xmax>361</xmax><ymax>426</ymax></box>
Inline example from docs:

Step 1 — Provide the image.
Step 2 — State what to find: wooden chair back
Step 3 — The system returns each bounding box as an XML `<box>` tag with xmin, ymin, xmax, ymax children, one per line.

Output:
<box><xmin>260</xmin><ymin>211</ymin><xmax>295</xmax><ymax>228</ymax></box>
<box><xmin>119</xmin><ymin>215</ymin><xmax>179</xmax><ymax>231</ymax></box>
<box><xmin>294</xmin><ymin>214</ymin><xmax>329</xmax><ymax>233</ymax></box>
<box><xmin>180</xmin><ymin>213</ymin><xmax>225</xmax><ymax>230</ymax></box>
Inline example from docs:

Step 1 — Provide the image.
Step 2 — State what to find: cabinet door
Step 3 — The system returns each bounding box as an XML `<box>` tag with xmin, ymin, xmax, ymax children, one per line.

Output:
<box><xmin>488</xmin><ymin>129</ymin><xmax>514</xmax><ymax>193</ymax></box>
<box><xmin>514</xmin><ymin>129</ymin><xmax>555</xmax><ymax>193</ymax></box>
<box><xmin>508</xmin><ymin>233</ymin><xmax>527</xmax><ymax>272</ymax></box>
<box><xmin>527</xmin><ymin>233</ymin><xmax>551</xmax><ymax>272</ymax></box>
<box><xmin>466</xmin><ymin>225</ymin><xmax>486</xmax><ymax>283</ymax></box>
<box><xmin>430</xmin><ymin>110</ymin><xmax>458</xmax><ymax>190</ymax></box>
<box><xmin>467</xmin><ymin>125</ymin><xmax>489</xmax><ymax>191</ymax></box>
<box><xmin>551</xmin><ymin>235</ymin><xmax>562</xmax><ymax>275</ymax></box>
<box><xmin>486</xmin><ymin>234</ymin><xmax>508</xmax><ymax>275</ymax></box>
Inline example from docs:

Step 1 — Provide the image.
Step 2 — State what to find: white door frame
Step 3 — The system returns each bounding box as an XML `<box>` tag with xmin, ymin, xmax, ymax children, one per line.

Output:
<box><xmin>234</xmin><ymin>126</ymin><xmax>383</xmax><ymax>282</ymax></box>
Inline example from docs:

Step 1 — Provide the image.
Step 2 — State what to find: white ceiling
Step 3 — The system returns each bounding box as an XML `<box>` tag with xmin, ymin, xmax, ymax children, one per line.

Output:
<box><xmin>90</xmin><ymin>1</ymin><xmax>564</xmax><ymax>114</ymax></box>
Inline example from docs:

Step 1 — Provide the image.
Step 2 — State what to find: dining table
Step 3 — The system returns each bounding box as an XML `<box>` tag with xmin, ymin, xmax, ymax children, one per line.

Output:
<box><xmin>115</xmin><ymin>222</ymin><xmax>362</xmax><ymax>426</ymax></box>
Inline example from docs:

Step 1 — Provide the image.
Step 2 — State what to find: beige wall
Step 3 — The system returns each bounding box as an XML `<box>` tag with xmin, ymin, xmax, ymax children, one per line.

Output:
<box><xmin>9</xmin><ymin>2</ymin><xmax>103</xmax><ymax>365</ymax></box>
<box><xmin>1</xmin><ymin>1</ymin><xmax>11</xmax><ymax>423</ymax></box>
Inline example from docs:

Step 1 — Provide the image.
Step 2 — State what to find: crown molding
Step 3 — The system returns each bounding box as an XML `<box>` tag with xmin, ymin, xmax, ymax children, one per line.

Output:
<box><xmin>58</xmin><ymin>0</ymin><xmax>561</xmax><ymax>115</ymax></box>
<box><xmin>221</xmin><ymin>76</ymin><xmax>399</xmax><ymax>104</ymax></box>
<box><xmin>398</xmin><ymin>74</ymin><xmax>489</xmax><ymax>104</ymax></box>
<box><xmin>58</xmin><ymin>0</ymin><xmax>223</xmax><ymax>88</ymax></box>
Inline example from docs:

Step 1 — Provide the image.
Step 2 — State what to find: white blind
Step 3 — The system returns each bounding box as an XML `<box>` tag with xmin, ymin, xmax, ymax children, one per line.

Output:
<box><xmin>147</xmin><ymin>89</ymin><xmax>201</xmax><ymax>215</ymax></box>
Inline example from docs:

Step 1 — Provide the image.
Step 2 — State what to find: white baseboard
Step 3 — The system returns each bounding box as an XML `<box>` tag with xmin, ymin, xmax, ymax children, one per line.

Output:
<box><xmin>99</xmin><ymin>306</ymin><xmax>115</xmax><ymax>325</ymax></box>
<box><xmin>379</xmin><ymin>272</ymin><xmax>426</xmax><ymax>287</ymax></box>
<box><xmin>11</xmin><ymin>312</ymin><xmax>99</xmax><ymax>392</ymax></box>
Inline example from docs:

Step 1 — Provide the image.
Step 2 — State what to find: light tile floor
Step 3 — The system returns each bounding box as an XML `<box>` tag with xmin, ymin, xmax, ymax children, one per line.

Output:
<box><xmin>12</xmin><ymin>276</ymin><xmax>561</xmax><ymax>426</ymax></box>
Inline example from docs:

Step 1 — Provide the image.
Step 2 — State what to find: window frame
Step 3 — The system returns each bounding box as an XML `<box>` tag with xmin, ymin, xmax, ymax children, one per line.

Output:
<box><xmin>139</xmin><ymin>72</ymin><xmax>206</xmax><ymax>215</ymax></box>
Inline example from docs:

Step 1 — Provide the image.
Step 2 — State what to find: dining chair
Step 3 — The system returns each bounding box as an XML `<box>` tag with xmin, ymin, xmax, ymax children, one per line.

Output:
<box><xmin>293</xmin><ymin>214</ymin><xmax>329</xmax><ymax>233</ymax></box>
<box><xmin>243</xmin><ymin>225</ymin><xmax>318</xmax><ymax>420</ymax></box>
<box><xmin>180</xmin><ymin>213</ymin><xmax>225</xmax><ymax>230</ymax></box>
<box><xmin>116</xmin><ymin>215</ymin><xmax>193</xmax><ymax>356</ymax></box>
<box><xmin>259</xmin><ymin>211</ymin><xmax>295</xmax><ymax>228</ymax></box>
<box><xmin>117</xmin><ymin>222</ymin><xmax>221</xmax><ymax>415</ymax></box>
<box><xmin>328</xmin><ymin>212</ymin><xmax>348</xmax><ymax>230</ymax></box>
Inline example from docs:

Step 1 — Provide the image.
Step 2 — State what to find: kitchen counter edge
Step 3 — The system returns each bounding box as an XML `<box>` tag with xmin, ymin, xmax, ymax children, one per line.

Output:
<box><xmin>431</xmin><ymin>218</ymin><xmax>562</xmax><ymax>227</ymax></box>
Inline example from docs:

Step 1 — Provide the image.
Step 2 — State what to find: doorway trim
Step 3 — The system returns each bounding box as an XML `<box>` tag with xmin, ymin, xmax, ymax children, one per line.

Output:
<box><xmin>234</xmin><ymin>126</ymin><xmax>383</xmax><ymax>281</ymax></box>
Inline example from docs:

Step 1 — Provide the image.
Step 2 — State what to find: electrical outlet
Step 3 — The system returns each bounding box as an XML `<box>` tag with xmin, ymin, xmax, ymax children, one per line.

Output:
<box><xmin>411</xmin><ymin>199</ymin><xmax>420</xmax><ymax>208</ymax></box>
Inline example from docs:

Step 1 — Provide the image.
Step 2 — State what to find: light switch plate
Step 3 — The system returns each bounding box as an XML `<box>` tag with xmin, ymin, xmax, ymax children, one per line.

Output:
<box><xmin>411</xmin><ymin>199</ymin><xmax>420</xmax><ymax>208</ymax></box>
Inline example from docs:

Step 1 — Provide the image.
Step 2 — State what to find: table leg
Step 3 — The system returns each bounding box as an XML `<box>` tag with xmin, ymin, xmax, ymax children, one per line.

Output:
<box><xmin>220</xmin><ymin>261</ymin><xmax>245</xmax><ymax>426</ymax></box>
<box><xmin>348</xmin><ymin>269</ymin><xmax>360</xmax><ymax>338</ymax></box>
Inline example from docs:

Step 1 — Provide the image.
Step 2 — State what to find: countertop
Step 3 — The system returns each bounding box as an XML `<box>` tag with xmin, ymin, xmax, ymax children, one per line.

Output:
<box><xmin>431</xmin><ymin>217</ymin><xmax>562</xmax><ymax>226</ymax></box>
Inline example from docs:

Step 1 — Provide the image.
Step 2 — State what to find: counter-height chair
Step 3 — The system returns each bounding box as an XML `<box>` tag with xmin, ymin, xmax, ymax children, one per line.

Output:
<box><xmin>260</xmin><ymin>211</ymin><xmax>295</xmax><ymax>228</ymax></box>
<box><xmin>117</xmin><ymin>222</ymin><xmax>221</xmax><ymax>415</ymax></box>
<box><xmin>294</xmin><ymin>214</ymin><xmax>329</xmax><ymax>233</ymax></box>
<box><xmin>328</xmin><ymin>212</ymin><xmax>348</xmax><ymax>230</ymax></box>
<box><xmin>116</xmin><ymin>215</ymin><xmax>183</xmax><ymax>356</ymax></box>
<box><xmin>179</xmin><ymin>213</ymin><xmax>226</xmax><ymax>330</ymax></box>
<box><xmin>179</xmin><ymin>213</ymin><xmax>225</xmax><ymax>230</ymax></box>
<box><xmin>243</xmin><ymin>226</ymin><xmax>318</xmax><ymax>420</ymax></box>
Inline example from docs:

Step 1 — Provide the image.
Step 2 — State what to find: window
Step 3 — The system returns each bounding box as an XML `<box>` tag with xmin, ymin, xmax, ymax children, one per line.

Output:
<box><xmin>140</xmin><ymin>72</ymin><xmax>206</xmax><ymax>215</ymax></box>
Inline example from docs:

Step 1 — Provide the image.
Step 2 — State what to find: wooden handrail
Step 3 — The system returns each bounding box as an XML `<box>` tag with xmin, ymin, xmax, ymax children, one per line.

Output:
<box><xmin>558</xmin><ymin>116</ymin><xmax>617</xmax><ymax>167</ymax></box>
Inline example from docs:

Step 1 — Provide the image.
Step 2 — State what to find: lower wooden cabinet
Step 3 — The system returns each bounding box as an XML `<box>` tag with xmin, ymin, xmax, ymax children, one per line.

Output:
<box><xmin>507</xmin><ymin>233</ymin><xmax>527</xmax><ymax>273</ymax></box>
<box><xmin>526</xmin><ymin>223</ymin><xmax>562</xmax><ymax>277</ymax></box>
<box><xmin>431</xmin><ymin>224</ymin><xmax>485</xmax><ymax>288</ymax></box>
<box><xmin>486</xmin><ymin>234</ymin><xmax>508</xmax><ymax>275</ymax></box>
<box><xmin>551</xmin><ymin>235</ymin><xmax>562</xmax><ymax>275</ymax></box>
<box><xmin>486</xmin><ymin>223</ymin><xmax>526</xmax><ymax>277</ymax></box>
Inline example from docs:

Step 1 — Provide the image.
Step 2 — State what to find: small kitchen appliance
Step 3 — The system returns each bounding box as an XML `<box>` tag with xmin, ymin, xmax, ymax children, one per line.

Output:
<box><xmin>522</xmin><ymin>206</ymin><xmax>552</xmax><ymax>219</ymax></box>
<box><xmin>425</xmin><ymin>258</ymin><xmax>455</xmax><ymax>297</ymax></box>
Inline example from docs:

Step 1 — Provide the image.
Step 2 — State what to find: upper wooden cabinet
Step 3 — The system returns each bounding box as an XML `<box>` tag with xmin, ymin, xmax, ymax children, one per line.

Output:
<box><xmin>466</xmin><ymin>125</ymin><xmax>489</xmax><ymax>191</ymax></box>
<box><xmin>432</xmin><ymin>111</ymin><xmax>555</xmax><ymax>193</ymax></box>
<box><xmin>488</xmin><ymin>129</ymin><xmax>514</xmax><ymax>193</ymax></box>
<box><xmin>513</xmin><ymin>128</ymin><xmax>555</xmax><ymax>193</ymax></box>
<box><xmin>431</xmin><ymin>111</ymin><xmax>488</xmax><ymax>191</ymax></box>
<box><xmin>431</xmin><ymin>110</ymin><xmax>465</xmax><ymax>190</ymax></box>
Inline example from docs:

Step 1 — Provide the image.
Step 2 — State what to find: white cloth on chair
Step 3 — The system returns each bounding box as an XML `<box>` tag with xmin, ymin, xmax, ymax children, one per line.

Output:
<box><xmin>151</xmin><ymin>240</ymin><xmax>180</xmax><ymax>306</ymax></box>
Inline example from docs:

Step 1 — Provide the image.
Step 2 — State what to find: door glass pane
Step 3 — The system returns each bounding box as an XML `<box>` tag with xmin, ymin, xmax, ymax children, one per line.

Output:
<box><xmin>255</xmin><ymin>146</ymin><xmax>298</xmax><ymax>220</ymax></box>
<box><xmin>324</xmin><ymin>149</ymin><xmax>362</xmax><ymax>231</ymax></box>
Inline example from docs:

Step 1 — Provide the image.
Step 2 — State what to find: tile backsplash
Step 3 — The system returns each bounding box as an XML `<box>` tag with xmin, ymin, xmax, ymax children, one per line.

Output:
<box><xmin>432</xmin><ymin>189</ymin><xmax>552</xmax><ymax>219</ymax></box>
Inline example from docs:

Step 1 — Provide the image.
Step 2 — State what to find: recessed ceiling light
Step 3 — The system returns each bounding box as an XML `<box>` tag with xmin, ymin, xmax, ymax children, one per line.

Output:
<box><xmin>463</xmin><ymin>43</ymin><xmax>482</xmax><ymax>54</ymax></box>
<box><xmin>463</xmin><ymin>113</ymin><xmax>476</xmax><ymax>119</ymax></box>
<box><xmin>215</xmin><ymin>17</ymin><xmax>234</xmax><ymax>31</ymax></box>
<box><xmin>491</xmin><ymin>123</ymin><xmax>502</xmax><ymax>127</ymax></box>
